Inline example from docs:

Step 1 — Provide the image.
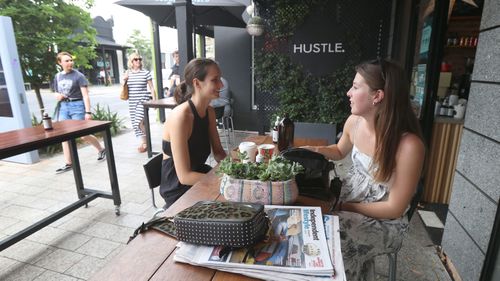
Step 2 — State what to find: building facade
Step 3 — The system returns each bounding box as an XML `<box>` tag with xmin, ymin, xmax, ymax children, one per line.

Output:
<box><xmin>86</xmin><ymin>16</ymin><xmax>129</xmax><ymax>85</ymax></box>
<box><xmin>441</xmin><ymin>0</ymin><xmax>500</xmax><ymax>279</ymax></box>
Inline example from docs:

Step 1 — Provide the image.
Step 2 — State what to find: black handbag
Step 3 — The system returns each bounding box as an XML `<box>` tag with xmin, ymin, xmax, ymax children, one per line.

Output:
<box><xmin>129</xmin><ymin>201</ymin><xmax>269</xmax><ymax>248</ymax></box>
<box><xmin>280</xmin><ymin>148</ymin><xmax>342</xmax><ymax>200</ymax></box>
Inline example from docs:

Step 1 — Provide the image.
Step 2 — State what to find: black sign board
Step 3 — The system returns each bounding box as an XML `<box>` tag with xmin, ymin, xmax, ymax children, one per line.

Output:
<box><xmin>289</xmin><ymin>3</ymin><xmax>348</xmax><ymax>76</ymax></box>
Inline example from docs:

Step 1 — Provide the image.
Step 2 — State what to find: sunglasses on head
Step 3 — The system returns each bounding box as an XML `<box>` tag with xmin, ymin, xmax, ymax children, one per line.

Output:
<box><xmin>133</xmin><ymin>58</ymin><xmax>142</xmax><ymax>61</ymax></box>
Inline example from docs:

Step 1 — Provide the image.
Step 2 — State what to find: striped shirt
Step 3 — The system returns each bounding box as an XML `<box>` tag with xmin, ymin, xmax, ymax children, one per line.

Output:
<box><xmin>127</xmin><ymin>70</ymin><xmax>152</xmax><ymax>94</ymax></box>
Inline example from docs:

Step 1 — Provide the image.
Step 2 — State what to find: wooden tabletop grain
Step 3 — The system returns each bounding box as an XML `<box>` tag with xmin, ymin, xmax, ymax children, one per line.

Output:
<box><xmin>0</xmin><ymin>120</ymin><xmax>110</xmax><ymax>159</ymax></box>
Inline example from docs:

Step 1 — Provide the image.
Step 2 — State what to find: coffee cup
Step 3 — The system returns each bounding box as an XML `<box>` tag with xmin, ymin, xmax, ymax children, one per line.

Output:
<box><xmin>238</xmin><ymin>142</ymin><xmax>257</xmax><ymax>163</ymax></box>
<box><xmin>453</xmin><ymin>104</ymin><xmax>466</xmax><ymax>119</ymax></box>
<box><xmin>449</xmin><ymin>94</ymin><xmax>459</xmax><ymax>106</ymax></box>
<box><xmin>258</xmin><ymin>144</ymin><xmax>275</xmax><ymax>162</ymax></box>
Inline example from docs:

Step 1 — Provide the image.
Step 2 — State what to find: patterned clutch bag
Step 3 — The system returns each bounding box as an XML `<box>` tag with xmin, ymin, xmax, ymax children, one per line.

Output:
<box><xmin>174</xmin><ymin>201</ymin><xmax>269</xmax><ymax>248</ymax></box>
<box><xmin>129</xmin><ymin>201</ymin><xmax>269</xmax><ymax>248</ymax></box>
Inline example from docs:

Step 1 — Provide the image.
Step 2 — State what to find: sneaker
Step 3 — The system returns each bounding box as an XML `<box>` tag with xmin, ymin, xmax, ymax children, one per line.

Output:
<box><xmin>97</xmin><ymin>149</ymin><xmax>106</xmax><ymax>161</ymax></box>
<box><xmin>56</xmin><ymin>163</ymin><xmax>72</xmax><ymax>174</ymax></box>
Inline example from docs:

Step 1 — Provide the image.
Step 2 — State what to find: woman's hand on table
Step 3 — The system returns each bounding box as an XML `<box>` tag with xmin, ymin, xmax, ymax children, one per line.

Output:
<box><xmin>328</xmin><ymin>198</ymin><xmax>342</xmax><ymax>214</ymax></box>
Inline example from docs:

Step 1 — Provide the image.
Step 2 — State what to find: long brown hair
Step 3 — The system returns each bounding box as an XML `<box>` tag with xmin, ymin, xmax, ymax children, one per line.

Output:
<box><xmin>355</xmin><ymin>59</ymin><xmax>423</xmax><ymax>182</ymax></box>
<box><xmin>174</xmin><ymin>58</ymin><xmax>218</xmax><ymax>104</ymax></box>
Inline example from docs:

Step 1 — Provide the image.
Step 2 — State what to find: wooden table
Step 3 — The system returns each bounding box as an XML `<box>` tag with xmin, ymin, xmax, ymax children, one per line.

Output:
<box><xmin>143</xmin><ymin>97</ymin><xmax>177</xmax><ymax>158</ymax></box>
<box><xmin>0</xmin><ymin>120</ymin><xmax>121</xmax><ymax>251</ymax></box>
<box><xmin>91</xmin><ymin>136</ymin><xmax>328</xmax><ymax>281</ymax></box>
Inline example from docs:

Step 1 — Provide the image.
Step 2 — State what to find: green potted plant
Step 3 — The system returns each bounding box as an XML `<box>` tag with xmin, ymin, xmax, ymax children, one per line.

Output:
<box><xmin>246</xmin><ymin>16</ymin><xmax>265</xmax><ymax>36</ymax></box>
<box><xmin>217</xmin><ymin>152</ymin><xmax>303</xmax><ymax>205</ymax></box>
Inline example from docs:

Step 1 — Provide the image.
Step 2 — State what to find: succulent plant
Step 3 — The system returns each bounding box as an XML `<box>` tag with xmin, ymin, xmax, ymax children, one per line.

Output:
<box><xmin>248</xmin><ymin>16</ymin><xmax>264</xmax><ymax>25</ymax></box>
<box><xmin>247</xmin><ymin>16</ymin><xmax>265</xmax><ymax>36</ymax></box>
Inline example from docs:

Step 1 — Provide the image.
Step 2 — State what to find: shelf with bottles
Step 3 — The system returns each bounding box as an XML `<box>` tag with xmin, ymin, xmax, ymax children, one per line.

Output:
<box><xmin>445</xmin><ymin>35</ymin><xmax>478</xmax><ymax>49</ymax></box>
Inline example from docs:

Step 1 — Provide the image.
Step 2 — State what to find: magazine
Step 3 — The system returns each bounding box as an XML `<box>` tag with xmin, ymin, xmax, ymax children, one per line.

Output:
<box><xmin>174</xmin><ymin>205</ymin><xmax>344</xmax><ymax>280</ymax></box>
<box><xmin>323</xmin><ymin>215</ymin><xmax>346</xmax><ymax>281</ymax></box>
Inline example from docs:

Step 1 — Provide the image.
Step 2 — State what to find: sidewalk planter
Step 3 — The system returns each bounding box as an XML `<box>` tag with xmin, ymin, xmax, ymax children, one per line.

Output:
<box><xmin>220</xmin><ymin>174</ymin><xmax>298</xmax><ymax>205</ymax></box>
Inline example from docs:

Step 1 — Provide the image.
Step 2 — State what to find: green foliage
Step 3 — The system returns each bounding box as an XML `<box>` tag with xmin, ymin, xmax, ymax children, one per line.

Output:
<box><xmin>91</xmin><ymin>103</ymin><xmax>126</xmax><ymax>136</ymax></box>
<box><xmin>254</xmin><ymin>0</ymin><xmax>363</xmax><ymax>128</ymax></box>
<box><xmin>217</xmin><ymin>153</ymin><xmax>303</xmax><ymax>182</ymax></box>
<box><xmin>254</xmin><ymin>51</ymin><xmax>352</xmax><ymax>125</ymax></box>
<box><xmin>315</xmin><ymin>63</ymin><xmax>356</xmax><ymax>125</ymax></box>
<box><xmin>0</xmin><ymin>0</ymin><xmax>97</xmax><ymax>89</ymax></box>
<box><xmin>260</xmin><ymin>0</ymin><xmax>322</xmax><ymax>38</ymax></box>
<box><xmin>126</xmin><ymin>29</ymin><xmax>153</xmax><ymax>70</ymax></box>
<box><xmin>248</xmin><ymin>16</ymin><xmax>264</xmax><ymax>25</ymax></box>
<box><xmin>67</xmin><ymin>0</ymin><xmax>94</xmax><ymax>10</ymax></box>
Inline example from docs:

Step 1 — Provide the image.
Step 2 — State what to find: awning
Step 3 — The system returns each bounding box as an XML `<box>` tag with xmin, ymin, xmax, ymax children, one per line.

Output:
<box><xmin>115</xmin><ymin>0</ymin><xmax>247</xmax><ymax>29</ymax></box>
<box><xmin>95</xmin><ymin>36</ymin><xmax>130</xmax><ymax>49</ymax></box>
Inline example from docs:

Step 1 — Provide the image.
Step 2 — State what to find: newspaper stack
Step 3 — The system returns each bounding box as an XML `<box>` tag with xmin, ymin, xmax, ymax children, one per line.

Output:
<box><xmin>174</xmin><ymin>205</ymin><xmax>346</xmax><ymax>281</ymax></box>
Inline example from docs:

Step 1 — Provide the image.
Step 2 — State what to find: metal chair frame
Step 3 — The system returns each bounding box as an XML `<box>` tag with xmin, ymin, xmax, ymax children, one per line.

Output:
<box><xmin>214</xmin><ymin>103</ymin><xmax>235</xmax><ymax>151</ymax></box>
<box><xmin>386</xmin><ymin>180</ymin><xmax>424</xmax><ymax>280</ymax></box>
<box><xmin>142</xmin><ymin>153</ymin><xmax>165</xmax><ymax>217</ymax></box>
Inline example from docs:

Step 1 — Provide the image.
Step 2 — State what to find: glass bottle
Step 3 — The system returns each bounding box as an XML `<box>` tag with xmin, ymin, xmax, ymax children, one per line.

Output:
<box><xmin>272</xmin><ymin>116</ymin><xmax>279</xmax><ymax>144</ymax></box>
<box><xmin>278</xmin><ymin>114</ymin><xmax>294</xmax><ymax>151</ymax></box>
<box><xmin>42</xmin><ymin>113</ymin><xmax>53</xmax><ymax>130</ymax></box>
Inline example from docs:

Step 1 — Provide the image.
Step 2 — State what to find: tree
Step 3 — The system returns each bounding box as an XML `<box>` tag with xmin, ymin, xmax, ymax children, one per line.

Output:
<box><xmin>0</xmin><ymin>0</ymin><xmax>97</xmax><ymax>116</ymax></box>
<box><xmin>126</xmin><ymin>29</ymin><xmax>153</xmax><ymax>70</ymax></box>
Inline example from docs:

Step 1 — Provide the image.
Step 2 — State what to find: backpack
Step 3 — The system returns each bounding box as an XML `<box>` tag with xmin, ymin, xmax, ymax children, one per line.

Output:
<box><xmin>280</xmin><ymin>148</ymin><xmax>342</xmax><ymax>200</ymax></box>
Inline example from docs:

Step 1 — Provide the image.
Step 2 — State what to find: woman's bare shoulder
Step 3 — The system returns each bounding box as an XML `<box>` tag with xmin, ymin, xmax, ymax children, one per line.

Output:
<box><xmin>171</xmin><ymin>102</ymin><xmax>191</xmax><ymax>117</ymax></box>
<box><xmin>341</xmin><ymin>115</ymin><xmax>358</xmax><ymax>140</ymax></box>
<box><xmin>399</xmin><ymin>133</ymin><xmax>425</xmax><ymax>156</ymax></box>
<box><xmin>164</xmin><ymin>103</ymin><xmax>192</xmax><ymax>127</ymax></box>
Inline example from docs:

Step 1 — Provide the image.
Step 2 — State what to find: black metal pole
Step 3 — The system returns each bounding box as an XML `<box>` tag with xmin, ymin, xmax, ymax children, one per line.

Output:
<box><xmin>420</xmin><ymin>0</ymin><xmax>449</xmax><ymax>145</ymax></box>
<box><xmin>101</xmin><ymin>47</ymin><xmax>108</xmax><ymax>85</ymax></box>
<box><xmin>201</xmin><ymin>35</ymin><xmax>206</xmax><ymax>57</ymax></box>
<box><xmin>152</xmin><ymin>21</ymin><xmax>165</xmax><ymax>122</ymax></box>
<box><xmin>174</xmin><ymin>0</ymin><xmax>194</xmax><ymax>80</ymax></box>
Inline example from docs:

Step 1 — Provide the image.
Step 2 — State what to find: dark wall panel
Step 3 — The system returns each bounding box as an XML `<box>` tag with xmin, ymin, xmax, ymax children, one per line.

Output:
<box><xmin>215</xmin><ymin>26</ymin><xmax>260</xmax><ymax>131</ymax></box>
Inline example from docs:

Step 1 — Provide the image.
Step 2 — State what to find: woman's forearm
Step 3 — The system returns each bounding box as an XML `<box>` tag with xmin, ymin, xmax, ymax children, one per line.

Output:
<box><xmin>314</xmin><ymin>145</ymin><xmax>344</xmax><ymax>161</ymax></box>
<box><xmin>341</xmin><ymin>201</ymin><xmax>405</xmax><ymax>220</ymax></box>
<box><xmin>177</xmin><ymin>170</ymin><xmax>206</xmax><ymax>186</ymax></box>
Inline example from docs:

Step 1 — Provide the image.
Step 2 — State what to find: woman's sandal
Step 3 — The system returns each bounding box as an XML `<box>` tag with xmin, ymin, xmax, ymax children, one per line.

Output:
<box><xmin>137</xmin><ymin>143</ymin><xmax>147</xmax><ymax>153</ymax></box>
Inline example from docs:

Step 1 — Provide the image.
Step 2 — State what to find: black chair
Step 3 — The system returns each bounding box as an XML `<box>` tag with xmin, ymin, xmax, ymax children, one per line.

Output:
<box><xmin>142</xmin><ymin>153</ymin><xmax>165</xmax><ymax>217</ymax></box>
<box><xmin>214</xmin><ymin>102</ymin><xmax>235</xmax><ymax>151</ymax></box>
<box><xmin>386</xmin><ymin>180</ymin><xmax>424</xmax><ymax>280</ymax></box>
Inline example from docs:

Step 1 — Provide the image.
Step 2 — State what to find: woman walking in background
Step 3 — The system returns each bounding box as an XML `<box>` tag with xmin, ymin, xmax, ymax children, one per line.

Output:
<box><xmin>122</xmin><ymin>53</ymin><xmax>156</xmax><ymax>153</ymax></box>
<box><xmin>53</xmin><ymin>51</ymin><xmax>106</xmax><ymax>173</ymax></box>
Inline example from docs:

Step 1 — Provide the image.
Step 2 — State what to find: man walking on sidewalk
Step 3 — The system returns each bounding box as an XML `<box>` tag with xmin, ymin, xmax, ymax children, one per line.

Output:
<box><xmin>53</xmin><ymin>51</ymin><xmax>106</xmax><ymax>173</ymax></box>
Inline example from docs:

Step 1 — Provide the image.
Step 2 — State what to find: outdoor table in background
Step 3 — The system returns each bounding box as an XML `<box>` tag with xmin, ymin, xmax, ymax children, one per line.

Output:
<box><xmin>90</xmin><ymin>135</ymin><xmax>329</xmax><ymax>281</ymax></box>
<box><xmin>143</xmin><ymin>97</ymin><xmax>177</xmax><ymax>158</ymax></box>
<box><xmin>0</xmin><ymin>120</ymin><xmax>121</xmax><ymax>251</ymax></box>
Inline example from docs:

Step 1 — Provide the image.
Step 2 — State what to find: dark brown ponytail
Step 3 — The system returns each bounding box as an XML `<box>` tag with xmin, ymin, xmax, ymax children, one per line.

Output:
<box><xmin>174</xmin><ymin>81</ymin><xmax>191</xmax><ymax>104</ymax></box>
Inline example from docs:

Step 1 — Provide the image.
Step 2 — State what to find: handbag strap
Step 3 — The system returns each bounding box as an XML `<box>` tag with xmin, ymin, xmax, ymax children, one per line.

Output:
<box><xmin>127</xmin><ymin>216</ymin><xmax>176</xmax><ymax>244</ymax></box>
<box><xmin>123</xmin><ymin>70</ymin><xmax>129</xmax><ymax>86</ymax></box>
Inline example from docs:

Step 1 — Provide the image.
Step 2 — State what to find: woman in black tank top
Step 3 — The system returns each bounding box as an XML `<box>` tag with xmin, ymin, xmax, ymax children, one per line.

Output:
<box><xmin>159</xmin><ymin>58</ymin><xmax>227</xmax><ymax>208</ymax></box>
